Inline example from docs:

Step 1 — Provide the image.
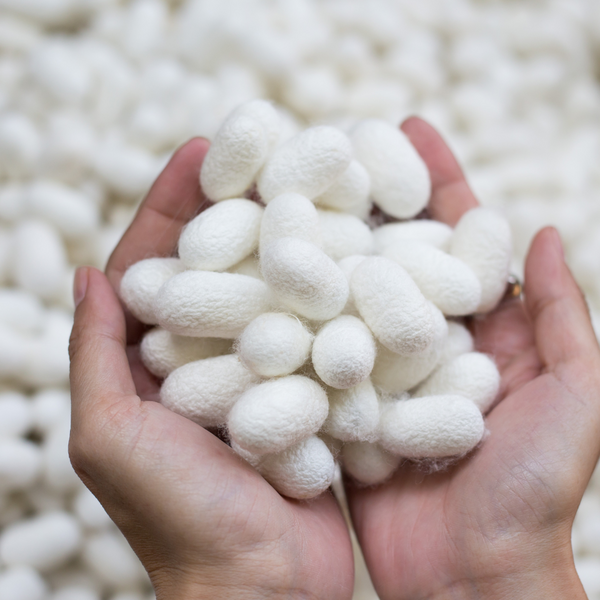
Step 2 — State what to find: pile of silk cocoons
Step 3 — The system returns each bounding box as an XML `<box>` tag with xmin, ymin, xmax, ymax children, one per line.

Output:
<box><xmin>120</xmin><ymin>100</ymin><xmax>508</xmax><ymax>500</ymax></box>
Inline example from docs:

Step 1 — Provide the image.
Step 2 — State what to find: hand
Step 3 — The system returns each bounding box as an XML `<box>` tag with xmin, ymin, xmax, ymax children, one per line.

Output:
<box><xmin>68</xmin><ymin>139</ymin><xmax>354</xmax><ymax>600</ymax></box>
<box><xmin>346</xmin><ymin>118</ymin><xmax>600</xmax><ymax>600</ymax></box>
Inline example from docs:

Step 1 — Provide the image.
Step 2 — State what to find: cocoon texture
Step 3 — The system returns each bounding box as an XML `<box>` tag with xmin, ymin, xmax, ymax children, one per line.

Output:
<box><xmin>450</xmin><ymin>207</ymin><xmax>512</xmax><ymax>313</ymax></box>
<box><xmin>154</xmin><ymin>270</ymin><xmax>273</xmax><ymax>337</ymax></box>
<box><xmin>337</xmin><ymin>254</ymin><xmax>367</xmax><ymax>316</ymax></box>
<box><xmin>415</xmin><ymin>352</ymin><xmax>500</xmax><ymax>413</ymax></box>
<box><xmin>373</xmin><ymin>220</ymin><xmax>453</xmax><ymax>254</ymax></box>
<box><xmin>371</xmin><ymin>303</ymin><xmax>448</xmax><ymax>392</ymax></box>
<box><xmin>259</xmin><ymin>192</ymin><xmax>322</xmax><ymax>254</ymax></box>
<box><xmin>342</xmin><ymin>441</ymin><xmax>400</xmax><ymax>486</ymax></box>
<box><xmin>140</xmin><ymin>327</ymin><xmax>231</xmax><ymax>379</ymax></box>
<box><xmin>324</xmin><ymin>378</ymin><xmax>379</xmax><ymax>442</ymax></box>
<box><xmin>257</xmin><ymin>126</ymin><xmax>352</xmax><ymax>202</ymax></box>
<box><xmin>236</xmin><ymin>312</ymin><xmax>313</xmax><ymax>377</ymax></box>
<box><xmin>440</xmin><ymin>321</ymin><xmax>474</xmax><ymax>364</ymax></box>
<box><xmin>312</xmin><ymin>315</ymin><xmax>376</xmax><ymax>389</ymax></box>
<box><xmin>228</xmin><ymin>375</ymin><xmax>329</xmax><ymax>454</ymax></box>
<box><xmin>178</xmin><ymin>199</ymin><xmax>263</xmax><ymax>271</ymax></box>
<box><xmin>351</xmin><ymin>256</ymin><xmax>435</xmax><ymax>355</ymax></box>
<box><xmin>317</xmin><ymin>209</ymin><xmax>373</xmax><ymax>261</ymax></box>
<box><xmin>379</xmin><ymin>395</ymin><xmax>485</xmax><ymax>458</ymax></box>
<box><xmin>231</xmin><ymin>99</ymin><xmax>281</xmax><ymax>150</ymax></box>
<box><xmin>200</xmin><ymin>113</ymin><xmax>270</xmax><ymax>202</ymax></box>
<box><xmin>257</xmin><ymin>435</ymin><xmax>335</xmax><ymax>499</ymax></box>
<box><xmin>120</xmin><ymin>257</ymin><xmax>184</xmax><ymax>325</ymax></box>
<box><xmin>383</xmin><ymin>240</ymin><xmax>481</xmax><ymax>316</ymax></box>
<box><xmin>316</xmin><ymin>160</ymin><xmax>371</xmax><ymax>218</ymax></box>
<box><xmin>160</xmin><ymin>354</ymin><xmax>259</xmax><ymax>427</ymax></box>
<box><xmin>260</xmin><ymin>237</ymin><xmax>349</xmax><ymax>321</ymax></box>
<box><xmin>351</xmin><ymin>118</ymin><xmax>431</xmax><ymax>219</ymax></box>
<box><xmin>0</xmin><ymin>511</ymin><xmax>81</xmax><ymax>572</ymax></box>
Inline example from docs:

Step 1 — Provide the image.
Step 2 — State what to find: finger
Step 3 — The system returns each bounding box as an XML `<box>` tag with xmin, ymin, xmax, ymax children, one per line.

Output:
<box><xmin>106</xmin><ymin>137</ymin><xmax>210</xmax><ymax>292</ymax></box>
<box><xmin>524</xmin><ymin>227</ymin><xmax>599</xmax><ymax>371</ymax></box>
<box><xmin>69</xmin><ymin>267</ymin><xmax>139</xmax><ymax>428</ymax></box>
<box><xmin>401</xmin><ymin>117</ymin><xmax>478</xmax><ymax>226</ymax></box>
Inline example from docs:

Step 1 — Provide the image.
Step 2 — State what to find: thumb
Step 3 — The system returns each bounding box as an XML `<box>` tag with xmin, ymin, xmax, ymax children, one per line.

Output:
<box><xmin>69</xmin><ymin>267</ymin><xmax>139</xmax><ymax>429</ymax></box>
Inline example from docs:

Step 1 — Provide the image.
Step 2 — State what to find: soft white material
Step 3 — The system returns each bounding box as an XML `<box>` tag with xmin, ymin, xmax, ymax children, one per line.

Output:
<box><xmin>82</xmin><ymin>532</ymin><xmax>147</xmax><ymax>589</ymax></box>
<box><xmin>160</xmin><ymin>354</ymin><xmax>259</xmax><ymax>427</ymax></box>
<box><xmin>120</xmin><ymin>257</ymin><xmax>184</xmax><ymax>325</ymax></box>
<box><xmin>379</xmin><ymin>395</ymin><xmax>485</xmax><ymax>458</ymax></box>
<box><xmin>415</xmin><ymin>352</ymin><xmax>500</xmax><ymax>413</ymax></box>
<box><xmin>236</xmin><ymin>312</ymin><xmax>312</xmax><ymax>377</ymax></box>
<box><xmin>154</xmin><ymin>270</ymin><xmax>273</xmax><ymax>337</ymax></box>
<box><xmin>0</xmin><ymin>392</ymin><xmax>33</xmax><ymax>438</ymax></box>
<box><xmin>0</xmin><ymin>289</ymin><xmax>44</xmax><ymax>334</ymax></box>
<box><xmin>260</xmin><ymin>237</ymin><xmax>349</xmax><ymax>321</ymax></box>
<box><xmin>0</xmin><ymin>566</ymin><xmax>47</xmax><ymax>600</ymax></box>
<box><xmin>351</xmin><ymin>256</ymin><xmax>435</xmax><ymax>355</ymax></box>
<box><xmin>259</xmin><ymin>192</ymin><xmax>321</xmax><ymax>254</ymax></box>
<box><xmin>383</xmin><ymin>240</ymin><xmax>482</xmax><ymax>316</ymax></box>
<box><xmin>140</xmin><ymin>327</ymin><xmax>231</xmax><ymax>379</ymax></box>
<box><xmin>371</xmin><ymin>303</ymin><xmax>448</xmax><ymax>392</ymax></box>
<box><xmin>351</xmin><ymin>119</ymin><xmax>431</xmax><ymax>219</ymax></box>
<box><xmin>200</xmin><ymin>113</ymin><xmax>269</xmax><ymax>202</ymax></box>
<box><xmin>257</xmin><ymin>126</ymin><xmax>352</xmax><ymax>202</ymax></box>
<box><xmin>0</xmin><ymin>439</ymin><xmax>41</xmax><ymax>490</ymax></box>
<box><xmin>342</xmin><ymin>441</ymin><xmax>400</xmax><ymax>486</ymax></box>
<box><xmin>316</xmin><ymin>160</ymin><xmax>371</xmax><ymax>218</ymax></box>
<box><xmin>324</xmin><ymin>378</ymin><xmax>379</xmax><ymax>442</ymax></box>
<box><xmin>178</xmin><ymin>199</ymin><xmax>263</xmax><ymax>271</ymax></box>
<box><xmin>73</xmin><ymin>488</ymin><xmax>112</xmax><ymax>530</ymax></box>
<box><xmin>337</xmin><ymin>254</ymin><xmax>367</xmax><ymax>317</ymax></box>
<box><xmin>230</xmin><ymin>99</ymin><xmax>281</xmax><ymax>150</ymax></box>
<box><xmin>312</xmin><ymin>315</ymin><xmax>376</xmax><ymax>389</ymax></box>
<box><xmin>450</xmin><ymin>207</ymin><xmax>512</xmax><ymax>313</ymax></box>
<box><xmin>317</xmin><ymin>209</ymin><xmax>373</xmax><ymax>261</ymax></box>
<box><xmin>31</xmin><ymin>389</ymin><xmax>70</xmax><ymax>434</ymax></box>
<box><xmin>373</xmin><ymin>220</ymin><xmax>453</xmax><ymax>254</ymax></box>
<box><xmin>257</xmin><ymin>435</ymin><xmax>335</xmax><ymax>499</ymax></box>
<box><xmin>228</xmin><ymin>375</ymin><xmax>329</xmax><ymax>454</ymax></box>
<box><xmin>227</xmin><ymin>254</ymin><xmax>261</xmax><ymax>279</ymax></box>
<box><xmin>42</xmin><ymin>421</ymin><xmax>80</xmax><ymax>493</ymax></box>
<box><xmin>11</xmin><ymin>219</ymin><xmax>68</xmax><ymax>301</ymax></box>
<box><xmin>440</xmin><ymin>321</ymin><xmax>474</xmax><ymax>364</ymax></box>
<box><xmin>0</xmin><ymin>511</ymin><xmax>81</xmax><ymax>571</ymax></box>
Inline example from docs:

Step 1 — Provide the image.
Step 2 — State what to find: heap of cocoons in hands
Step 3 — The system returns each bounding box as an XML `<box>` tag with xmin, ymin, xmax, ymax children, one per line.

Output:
<box><xmin>120</xmin><ymin>100</ymin><xmax>511</xmax><ymax>499</ymax></box>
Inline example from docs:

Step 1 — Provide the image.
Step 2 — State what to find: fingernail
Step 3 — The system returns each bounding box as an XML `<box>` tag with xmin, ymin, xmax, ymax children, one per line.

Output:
<box><xmin>73</xmin><ymin>267</ymin><xmax>89</xmax><ymax>308</ymax></box>
<box><xmin>550</xmin><ymin>227</ymin><xmax>564</xmax><ymax>259</ymax></box>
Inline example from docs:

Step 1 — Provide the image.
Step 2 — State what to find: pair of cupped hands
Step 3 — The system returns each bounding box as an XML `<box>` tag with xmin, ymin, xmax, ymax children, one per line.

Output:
<box><xmin>68</xmin><ymin>118</ymin><xmax>600</xmax><ymax>599</ymax></box>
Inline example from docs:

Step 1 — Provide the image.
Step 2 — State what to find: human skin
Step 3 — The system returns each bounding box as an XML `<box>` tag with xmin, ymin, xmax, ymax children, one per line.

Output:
<box><xmin>68</xmin><ymin>119</ymin><xmax>598</xmax><ymax>599</ymax></box>
<box><xmin>344</xmin><ymin>118</ymin><xmax>598</xmax><ymax>600</ymax></box>
<box><xmin>68</xmin><ymin>138</ymin><xmax>354</xmax><ymax>600</ymax></box>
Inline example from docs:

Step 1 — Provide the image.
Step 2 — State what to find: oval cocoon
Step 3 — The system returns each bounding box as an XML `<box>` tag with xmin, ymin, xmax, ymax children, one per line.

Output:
<box><xmin>371</xmin><ymin>303</ymin><xmax>448</xmax><ymax>392</ymax></box>
<box><xmin>258</xmin><ymin>126</ymin><xmax>352</xmax><ymax>202</ymax></box>
<box><xmin>342</xmin><ymin>441</ymin><xmax>400</xmax><ymax>486</ymax></box>
<box><xmin>317</xmin><ymin>209</ymin><xmax>373</xmax><ymax>261</ymax></box>
<box><xmin>200</xmin><ymin>113</ymin><xmax>269</xmax><ymax>202</ymax></box>
<box><xmin>351</xmin><ymin>119</ymin><xmax>431</xmax><ymax>219</ymax></box>
<box><xmin>259</xmin><ymin>192</ymin><xmax>321</xmax><ymax>254</ymax></box>
<box><xmin>260</xmin><ymin>237</ymin><xmax>349</xmax><ymax>321</ymax></box>
<box><xmin>325</xmin><ymin>378</ymin><xmax>379</xmax><ymax>442</ymax></box>
<box><xmin>120</xmin><ymin>257</ymin><xmax>184</xmax><ymax>325</ymax></box>
<box><xmin>154</xmin><ymin>270</ymin><xmax>273</xmax><ymax>338</ymax></box>
<box><xmin>140</xmin><ymin>327</ymin><xmax>231</xmax><ymax>379</ymax></box>
<box><xmin>379</xmin><ymin>395</ymin><xmax>485</xmax><ymax>458</ymax></box>
<box><xmin>228</xmin><ymin>375</ymin><xmax>329</xmax><ymax>454</ymax></box>
<box><xmin>236</xmin><ymin>312</ymin><xmax>312</xmax><ymax>377</ymax></box>
<box><xmin>415</xmin><ymin>352</ymin><xmax>500</xmax><ymax>413</ymax></box>
<box><xmin>373</xmin><ymin>220</ymin><xmax>453</xmax><ymax>254</ymax></box>
<box><xmin>383</xmin><ymin>240</ymin><xmax>481</xmax><ymax>316</ymax></box>
<box><xmin>230</xmin><ymin>99</ymin><xmax>281</xmax><ymax>150</ymax></box>
<box><xmin>439</xmin><ymin>321</ymin><xmax>474</xmax><ymax>364</ymax></box>
<box><xmin>351</xmin><ymin>256</ymin><xmax>434</xmax><ymax>355</ymax></box>
<box><xmin>450</xmin><ymin>207</ymin><xmax>512</xmax><ymax>313</ymax></box>
<box><xmin>257</xmin><ymin>436</ymin><xmax>335</xmax><ymax>499</ymax></box>
<box><xmin>160</xmin><ymin>355</ymin><xmax>259</xmax><ymax>427</ymax></box>
<box><xmin>312</xmin><ymin>315</ymin><xmax>376</xmax><ymax>389</ymax></box>
<box><xmin>178</xmin><ymin>199</ymin><xmax>263</xmax><ymax>271</ymax></box>
<box><xmin>316</xmin><ymin>159</ymin><xmax>371</xmax><ymax>218</ymax></box>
